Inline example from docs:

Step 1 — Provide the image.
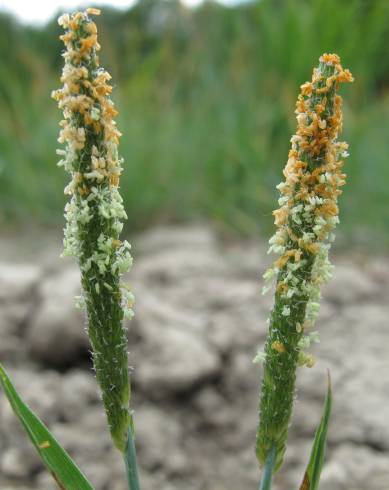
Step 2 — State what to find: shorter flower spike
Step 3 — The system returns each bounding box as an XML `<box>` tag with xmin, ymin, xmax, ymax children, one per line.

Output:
<box><xmin>256</xmin><ymin>54</ymin><xmax>353</xmax><ymax>471</ymax></box>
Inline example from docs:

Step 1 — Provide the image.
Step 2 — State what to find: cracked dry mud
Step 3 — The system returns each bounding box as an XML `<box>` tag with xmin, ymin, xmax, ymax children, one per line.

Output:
<box><xmin>0</xmin><ymin>226</ymin><xmax>388</xmax><ymax>490</ymax></box>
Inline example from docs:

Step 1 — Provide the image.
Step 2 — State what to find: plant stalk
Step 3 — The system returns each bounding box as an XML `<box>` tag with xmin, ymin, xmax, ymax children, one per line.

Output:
<box><xmin>259</xmin><ymin>445</ymin><xmax>276</xmax><ymax>490</ymax></box>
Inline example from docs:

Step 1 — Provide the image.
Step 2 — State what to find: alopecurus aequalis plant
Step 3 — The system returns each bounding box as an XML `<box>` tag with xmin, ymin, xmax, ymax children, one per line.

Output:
<box><xmin>256</xmin><ymin>54</ymin><xmax>353</xmax><ymax>471</ymax></box>
<box><xmin>52</xmin><ymin>8</ymin><xmax>135</xmax><ymax>453</ymax></box>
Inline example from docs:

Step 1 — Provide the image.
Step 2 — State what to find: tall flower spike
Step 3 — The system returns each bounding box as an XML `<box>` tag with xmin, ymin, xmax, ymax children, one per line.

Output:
<box><xmin>52</xmin><ymin>9</ymin><xmax>134</xmax><ymax>453</ymax></box>
<box><xmin>256</xmin><ymin>54</ymin><xmax>353</xmax><ymax>471</ymax></box>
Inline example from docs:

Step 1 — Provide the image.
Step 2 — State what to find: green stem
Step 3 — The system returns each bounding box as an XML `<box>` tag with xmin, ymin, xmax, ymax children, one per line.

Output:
<box><xmin>124</xmin><ymin>428</ymin><xmax>141</xmax><ymax>490</ymax></box>
<box><xmin>259</xmin><ymin>445</ymin><xmax>276</xmax><ymax>490</ymax></box>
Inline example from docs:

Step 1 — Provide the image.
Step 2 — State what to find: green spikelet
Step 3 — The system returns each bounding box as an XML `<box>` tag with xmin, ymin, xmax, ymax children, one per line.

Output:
<box><xmin>256</xmin><ymin>54</ymin><xmax>353</xmax><ymax>471</ymax></box>
<box><xmin>52</xmin><ymin>8</ymin><xmax>134</xmax><ymax>453</ymax></box>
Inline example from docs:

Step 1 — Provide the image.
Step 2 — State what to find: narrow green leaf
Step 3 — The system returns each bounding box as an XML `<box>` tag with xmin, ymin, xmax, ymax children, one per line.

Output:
<box><xmin>259</xmin><ymin>445</ymin><xmax>276</xmax><ymax>490</ymax></box>
<box><xmin>299</xmin><ymin>372</ymin><xmax>332</xmax><ymax>490</ymax></box>
<box><xmin>0</xmin><ymin>363</ymin><xmax>94</xmax><ymax>490</ymax></box>
<box><xmin>124</xmin><ymin>427</ymin><xmax>141</xmax><ymax>490</ymax></box>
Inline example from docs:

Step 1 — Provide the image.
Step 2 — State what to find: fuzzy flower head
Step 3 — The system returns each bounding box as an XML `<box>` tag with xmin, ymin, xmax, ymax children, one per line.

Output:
<box><xmin>52</xmin><ymin>8</ymin><xmax>122</xmax><ymax>187</ymax></box>
<box><xmin>264</xmin><ymin>53</ymin><xmax>353</xmax><ymax>334</ymax></box>
<box><xmin>52</xmin><ymin>8</ymin><xmax>132</xmax><ymax>301</ymax></box>
<box><xmin>256</xmin><ymin>54</ymin><xmax>353</xmax><ymax>472</ymax></box>
<box><xmin>52</xmin><ymin>9</ymin><xmax>134</xmax><ymax>452</ymax></box>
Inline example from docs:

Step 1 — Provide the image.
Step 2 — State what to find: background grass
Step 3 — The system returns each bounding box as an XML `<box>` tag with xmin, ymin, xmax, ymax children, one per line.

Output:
<box><xmin>0</xmin><ymin>0</ymin><xmax>388</xmax><ymax>246</ymax></box>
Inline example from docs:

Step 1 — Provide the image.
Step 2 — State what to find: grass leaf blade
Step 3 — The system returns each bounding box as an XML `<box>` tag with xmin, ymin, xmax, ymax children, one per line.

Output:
<box><xmin>0</xmin><ymin>363</ymin><xmax>94</xmax><ymax>490</ymax></box>
<box><xmin>299</xmin><ymin>372</ymin><xmax>332</xmax><ymax>490</ymax></box>
<box><xmin>124</xmin><ymin>427</ymin><xmax>141</xmax><ymax>490</ymax></box>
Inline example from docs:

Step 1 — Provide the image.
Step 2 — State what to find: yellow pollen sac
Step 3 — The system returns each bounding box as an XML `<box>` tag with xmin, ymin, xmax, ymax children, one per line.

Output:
<box><xmin>273</xmin><ymin>207</ymin><xmax>289</xmax><ymax>226</ymax></box>
<box><xmin>103</xmin><ymin>104</ymin><xmax>119</xmax><ymax>118</ymax></box>
<box><xmin>275</xmin><ymin>249</ymin><xmax>301</xmax><ymax>269</ymax></box>
<box><xmin>79</xmin><ymin>35</ymin><xmax>98</xmax><ymax>53</ymax></box>
<box><xmin>337</xmin><ymin>69</ymin><xmax>354</xmax><ymax>83</ymax></box>
<box><xmin>86</xmin><ymin>7</ymin><xmax>101</xmax><ymax>15</ymax></box>
<box><xmin>294</xmin><ymin>249</ymin><xmax>302</xmax><ymax>262</ymax></box>
<box><xmin>84</xmin><ymin>113</ymin><xmax>93</xmax><ymax>125</ymax></box>
<box><xmin>95</xmin><ymin>84</ymin><xmax>112</xmax><ymax>96</ymax></box>
<box><xmin>85</xmin><ymin>22</ymin><xmax>98</xmax><ymax>35</ymax></box>
<box><xmin>320</xmin><ymin>53</ymin><xmax>340</xmax><ymax>65</ymax></box>
<box><xmin>69</xmin><ymin>19</ymin><xmax>79</xmax><ymax>31</ymax></box>
<box><xmin>300</xmin><ymin>82</ymin><xmax>313</xmax><ymax>96</ymax></box>
<box><xmin>60</xmin><ymin>31</ymin><xmax>74</xmax><ymax>43</ymax></box>
<box><xmin>78</xmin><ymin>185</ymin><xmax>90</xmax><ymax>196</ymax></box>
<box><xmin>315</xmin><ymin>103</ymin><xmax>325</xmax><ymax>114</ymax></box>
<box><xmin>305</xmin><ymin>242</ymin><xmax>320</xmax><ymax>255</ymax></box>
<box><xmin>271</xmin><ymin>341</ymin><xmax>286</xmax><ymax>354</ymax></box>
<box><xmin>92</xmin><ymin>121</ymin><xmax>101</xmax><ymax>134</ymax></box>
<box><xmin>276</xmin><ymin>282</ymin><xmax>288</xmax><ymax>294</ymax></box>
<box><xmin>110</xmin><ymin>175</ymin><xmax>120</xmax><ymax>187</ymax></box>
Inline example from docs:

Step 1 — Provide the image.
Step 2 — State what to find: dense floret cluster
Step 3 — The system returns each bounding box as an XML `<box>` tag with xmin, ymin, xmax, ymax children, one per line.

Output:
<box><xmin>256</xmin><ymin>54</ymin><xmax>353</xmax><ymax>471</ymax></box>
<box><xmin>262</xmin><ymin>53</ymin><xmax>353</xmax><ymax>362</ymax></box>
<box><xmin>52</xmin><ymin>9</ymin><xmax>134</xmax><ymax>452</ymax></box>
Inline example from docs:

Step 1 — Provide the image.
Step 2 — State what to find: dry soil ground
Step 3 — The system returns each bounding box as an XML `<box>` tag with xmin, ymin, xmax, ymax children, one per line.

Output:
<box><xmin>1</xmin><ymin>226</ymin><xmax>388</xmax><ymax>489</ymax></box>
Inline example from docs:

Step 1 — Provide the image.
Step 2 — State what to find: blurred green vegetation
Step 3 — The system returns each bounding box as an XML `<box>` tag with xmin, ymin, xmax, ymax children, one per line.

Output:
<box><xmin>0</xmin><ymin>0</ymin><xmax>388</xmax><ymax>245</ymax></box>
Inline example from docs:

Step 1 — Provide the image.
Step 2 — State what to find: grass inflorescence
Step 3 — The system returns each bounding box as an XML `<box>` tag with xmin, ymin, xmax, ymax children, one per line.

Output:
<box><xmin>256</xmin><ymin>54</ymin><xmax>353</xmax><ymax>472</ymax></box>
<box><xmin>52</xmin><ymin>8</ymin><xmax>135</xmax><ymax>453</ymax></box>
